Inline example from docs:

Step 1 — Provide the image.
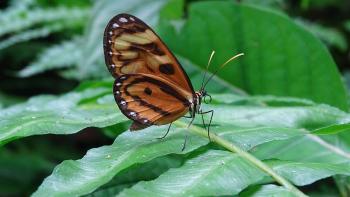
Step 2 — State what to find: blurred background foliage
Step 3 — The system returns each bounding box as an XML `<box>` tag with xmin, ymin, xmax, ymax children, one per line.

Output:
<box><xmin>0</xmin><ymin>0</ymin><xmax>350</xmax><ymax>196</ymax></box>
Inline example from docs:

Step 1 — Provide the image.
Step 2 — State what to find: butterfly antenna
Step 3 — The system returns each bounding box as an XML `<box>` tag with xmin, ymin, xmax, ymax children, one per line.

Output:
<box><xmin>203</xmin><ymin>52</ymin><xmax>244</xmax><ymax>88</ymax></box>
<box><xmin>200</xmin><ymin>50</ymin><xmax>216</xmax><ymax>90</ymax></box>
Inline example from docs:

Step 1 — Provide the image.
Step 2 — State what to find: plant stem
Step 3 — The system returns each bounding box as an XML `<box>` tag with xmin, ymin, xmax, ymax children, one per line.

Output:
<box><xmin>174</xmin><ymin>121</ymin><xmax>308</xmax><ymax>197</ymax></box>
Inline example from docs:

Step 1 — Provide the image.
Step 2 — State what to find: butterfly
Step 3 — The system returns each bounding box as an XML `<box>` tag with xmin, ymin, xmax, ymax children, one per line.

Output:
<box><xmin>103</xmin><ymin>13</ymin><xmax>243</xmax><ymax>144</ymax></box>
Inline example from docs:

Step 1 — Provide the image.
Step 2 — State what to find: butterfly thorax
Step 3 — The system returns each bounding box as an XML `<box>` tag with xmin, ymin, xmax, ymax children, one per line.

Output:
<box><xmin>191</xmin><ymin>89</ymin><xmax>211</xmax><ymax>116</ymax></box>
<box><xmin>192</xmin><ymin>91</ymin><xmax>202</xmax><ymax>113</ymax></box>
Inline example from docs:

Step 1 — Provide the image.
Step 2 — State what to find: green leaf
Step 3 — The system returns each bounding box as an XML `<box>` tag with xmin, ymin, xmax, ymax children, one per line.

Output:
<box><xmin>334</xmin><ymin>175</ymin><xmax>350</xmax><ymax>197</ymax></box>
<box><xmin>344</xmin><ymin>20</ymin><xmax>350</xmax><ymax>33</ymax></box>
<box><xmin>268</xmin><ymin>160</ymin><xmax>350</xmax><ymax>186</ymax></box>
<box><xmin>160</xmin><ymin>1</ymin><xmax>348</xmax><ymax>110</ymax></box>
<box><xmin>18</xmin><ymin>38</ymin><xmax>83</xmax><ymax>77</ymax></box>
<box><xmin>0</xmin><ymin>87</ymin><xmax>124</xmax><ymax>145</ymax></box>
<box><xmin>254</xmin><ymin>135</ymin><xmax>350</xmax><ymax>164</ymax></box>
<box><xmin>32</xmin><ymin>127</ymin><xmax>209</xmax><ymax>197</ymax></box>
<box><xmin>0</xmin><ymin>7</ymin><xmax>89</xmax><ymax>37</ymax></box>
<box><xmin>117</xmin><ymin>150</ymin><xmax>266</xmax><ymax>196</ymax></box>
<box><xmin>28</xmin><ymin>108</ymin><xmax>313</xmax><ymax>196</ymax></box>
<box><xmin>240</xmin><ymin>184</ymin><xmax>295</xmax><ymax>197</ymax></box>
<box><xmin>87</xmin><ymin>155</ymin><xmax>183</xmax><ymax>196</ymax></box>
<box><xmin>118</xmin><ymin>150</ymin><xmax>350</xmax><ymax>196</ymax></box>
<box><xmin>0</xmin><ymin>23</ymin><xmax>66</xmax><ymax>51</ymax></box>
<box><xmin>312</xmin><ymin>123</ymin><xmax>350</xmax><ymax>135</ymax></box>
<box><xmin>29</xmin><ymin>103</ymin><xmax>350</xmax><ymax>196</ymax></box>
<box><xmin>1</xmin><ymin>81</ymin><xmax>349</xmax><ymax>195</ymax></box>
<box><xmin>205</xmin><ymin>104</ymin><xmax>349</xmax><ymax>130</ymax></box>
<box><xmin>296</xmin><ymin>19</ymin><xmax>347</xmax><ymax>51</ymax></box>
<box><xmin>1</xmin><ymin>89</ymin><xmax>346</xmax><ymax>146</ymax></box>
<box><xmin>159</xmin><ymin>0</ymin><xmax>184</xmax><ymax>20</ymax></box>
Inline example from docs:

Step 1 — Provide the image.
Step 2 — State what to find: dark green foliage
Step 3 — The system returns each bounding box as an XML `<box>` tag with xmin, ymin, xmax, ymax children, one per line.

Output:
<box><xmin>0</xmin><ymin>0</ymin><xmax>350</xmax><ymax>196</ymax></box>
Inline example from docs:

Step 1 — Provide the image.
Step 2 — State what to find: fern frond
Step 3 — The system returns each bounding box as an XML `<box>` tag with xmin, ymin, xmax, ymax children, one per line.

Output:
<box><xmin>0</xmin><ymin>7</ymin><xmax>89</xmax><ymax>37</ymax></box>
<box><xmin>9</xmin><ymin>0</ymin><xmax>35</xmax><ymax>10</ymax></box>
<box><xmin>0</xmin><ymin>23</ymin><xmax>67</xmax><ymax>50</ymax></box>
<box><xmin>18</xmin><ymin>37</ymin><xmax>83</xmax><ymax>77</ymax></box>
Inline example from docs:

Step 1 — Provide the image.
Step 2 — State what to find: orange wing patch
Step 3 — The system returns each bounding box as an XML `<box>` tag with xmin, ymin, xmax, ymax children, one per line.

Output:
<box><xmin>103</xmin><ymin>13</ymin><xmax>194</xmax><ymax>94</ymax></box>
<box><xmin>114</xmin><ymin>74</ymin><xmax>191</xmax><ymax>130</ymax></box>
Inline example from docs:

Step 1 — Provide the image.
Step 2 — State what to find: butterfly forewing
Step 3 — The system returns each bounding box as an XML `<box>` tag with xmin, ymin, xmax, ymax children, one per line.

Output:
<box><xmin>103</xmin><ymin>13</ymin><xmax>194</xmax><ymax>93</ymax></box>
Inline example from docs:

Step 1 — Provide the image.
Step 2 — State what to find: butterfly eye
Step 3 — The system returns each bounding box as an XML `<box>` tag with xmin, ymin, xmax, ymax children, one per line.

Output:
<box><xmin>203</xmin><ymin>94</ymin><xmax>212</xmax><ymax>104</ymax></box>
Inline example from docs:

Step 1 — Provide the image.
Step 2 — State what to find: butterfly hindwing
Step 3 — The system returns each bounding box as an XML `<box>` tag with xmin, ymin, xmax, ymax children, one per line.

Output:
<box><xmin>114</xmin><ymin>74</ymin><xmax>191</xmax><ymax>129</ymax></box>
<box><xmin>103</xmin><ymin>13</ymin><xmax>194</xmax><ymax>94</ymax></box>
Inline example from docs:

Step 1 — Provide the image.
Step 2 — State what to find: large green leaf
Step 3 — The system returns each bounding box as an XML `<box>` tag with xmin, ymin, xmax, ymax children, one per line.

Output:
<box><xmin>312</xmin><ymin>123</ymin><xmax>350</xmax><ymax>135</ymax></box>
<box><xmin>203</xmin><ymin>103</ymin><xmax>349</xmax><ymax>130</ymax></box>
<box><xmin>0</xmin><ymin>87</ymin><xmax>124</xmax><ymax>145</ymax></box>
<box><xmin>32</xmin><ymin>125</ymin><xmax>308</xmax><ymax>197</ymax></box>
<box><xmin>1</xmin><ymin>84</ymin><xmax>349</xmax><ymax>196</ymax></box>
<box><xmin>25</xmin><ymin>93</ymin><xmax>349</xmax><ymax>196</ymax></box>
<box><xmin>160</xmin><ymin>1</ymin><xmax>348</xmax><ymax>110</ymax></box>
<box><xmin>268</xmin><ymin>160</ymin><xmax>350</xmax><ymax>186</ymax></box>
<box><xmin>116</xmin><ymin>150</ymin><xmax>350</xmax><ymax>196</ymax></box>
<box><xmin>240</xmin><ymin>184</ymin><xmax>295</xmax><ymax>197</ymax></box>
<box><xmin>32</xmin><ymin>127</ymin><xmax>208</xmax><ymax>197</ymax></box>
<box><xmin>254</xmin><ymin>135</ymin><xmax>350</xmax><ymax>164</ymax></box>
<box><xmin>117</xmin><ymin>150</ymin><xmax>266</xmax><ymax>196</ymax></box>
<box><xmin>1</xmin><ymin>86</ymin><xmax>348</xmax><ymax>146</ymax></box>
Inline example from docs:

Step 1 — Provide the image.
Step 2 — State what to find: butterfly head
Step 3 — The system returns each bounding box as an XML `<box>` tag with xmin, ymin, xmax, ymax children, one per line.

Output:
<box><xmin>193</xmin><ymin>89</ymin><xmax>212</xmax><ymax>113</ymax></box>
<box><xmin>199</xmin><ymin>89</ymin><xmax>212</xmax><ymax>104</ymax></box>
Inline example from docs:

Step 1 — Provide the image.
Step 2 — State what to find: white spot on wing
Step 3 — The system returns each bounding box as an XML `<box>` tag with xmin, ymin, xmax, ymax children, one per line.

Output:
<box><xmin>130</xmin><ymin>17</ymin><xmax>135</xmax><ymax>21</ymax></box>
<box><xmin>109</xmin><ymin>31</ymin><xmax>113</xmax><ymax>35</ymax></box>
<box><xmin>130</xmin><ymin>112</ymin><xmax>136</xmax><ymax>116</ymax></box>
<box><xmin>121</xmin><ymin>100</ymin><xmax>126</xmax><ymax>105</ymax></box>
<box><xmin>116</xmin><ymin>82</ymin><xmax>121</xmax><ymax>86</ymax></box>
<box><xmin>119</xmin><ymin>17</ymin><xmax>128</xmax><ymax>23</ymax></box>
<box><xmin>112</xmin><ymin>23</ymin><xmax>119</xmax><ymax>28</ymax></box>
<box><xmin>110</xmin><ymin>64</ymin><xmax>115</xmax><ymax>68</ymax></box>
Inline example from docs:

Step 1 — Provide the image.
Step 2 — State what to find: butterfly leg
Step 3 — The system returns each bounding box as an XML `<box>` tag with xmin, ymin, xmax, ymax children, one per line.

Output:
<box><xmin>199</xmin><ymin>110</ymin><xmax>214</xmax><ymax>141</ymax></box>
<box><xmin>187</xmin><ymin>113</ymin><xmax>196</xmax><ymax>128</ymax></box>
<box><xmin>201</xmin><ymin>113</ymin><xmax>207</xmax><ymax>129</ymax></box>
<box><xmin>183</xmin><ymin>111</ymin><xmax>194</xmax><ymax>119</ymax></box>
<box><xmin>157</xmin><ymin>122</ymin><xmax>173</xmax><ymax>140</ymax></box>
<box><xmin>181</xmin><ymin>134</ymin><xmax>188</xmax><ymax>151</ymax></box>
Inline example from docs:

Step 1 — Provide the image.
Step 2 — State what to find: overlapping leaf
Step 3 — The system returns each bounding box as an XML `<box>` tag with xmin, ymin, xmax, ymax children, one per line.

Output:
<box><xmin>117</xmin><ymin>150</ymin><xmax>350</xmax><ymax>196</ymax></box>
<box><xmin>160</xmin><ymin>1</ymin><xmax>348</xmax><ymax>110</ymax></box>
<box><xmin>0</xmin><ymin>86</ymin><xmax>124</xmax><ymax>145</ymax></box>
